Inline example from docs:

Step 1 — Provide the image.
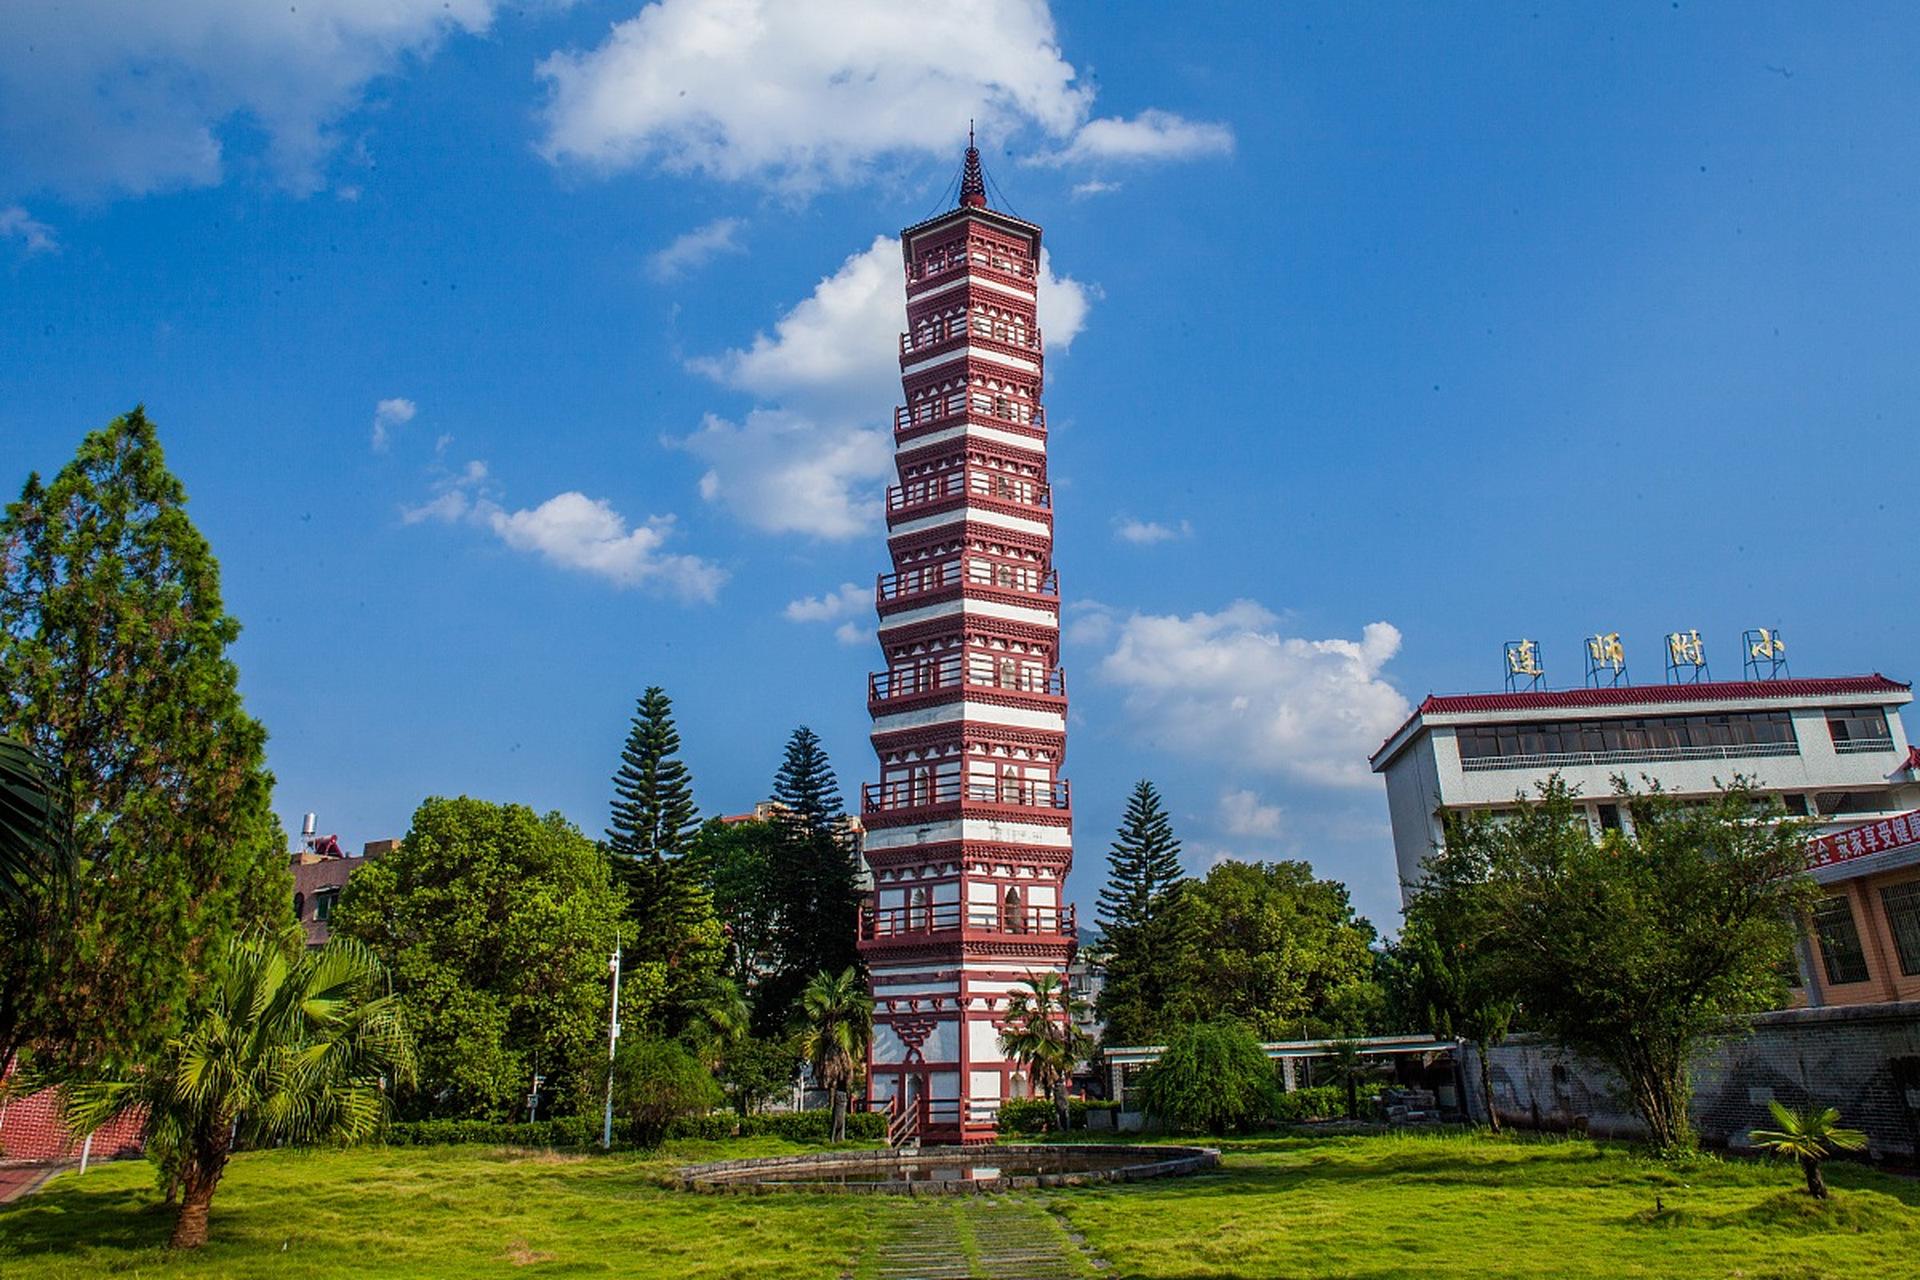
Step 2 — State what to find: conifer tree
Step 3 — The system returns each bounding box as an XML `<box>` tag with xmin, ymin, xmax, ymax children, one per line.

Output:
<box><xmin>1094</xmin><ymin>780</ymin><xmax>1195</xmax><ymax>1046</ymax></box>
<box><xmin>757</xmin><ymin>727</ymin><xmax>863</xmax><ymax>1029</ymax></box>
<box><xmin>605</xmin><ymin>688</ymin><xmax>721</xmax><ymax>1029</ymax></box>
<box><xmin>0</xmin><ymin>408</ymin><xmax>291</xmax><ymax>1072</ymax></box>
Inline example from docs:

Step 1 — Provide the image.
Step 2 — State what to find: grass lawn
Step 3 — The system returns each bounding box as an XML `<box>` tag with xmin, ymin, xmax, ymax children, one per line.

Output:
<box><xmin>1</xmin><ymin>1130</ymin><xmax>1916</xmax><ymax>1278</ymax></box>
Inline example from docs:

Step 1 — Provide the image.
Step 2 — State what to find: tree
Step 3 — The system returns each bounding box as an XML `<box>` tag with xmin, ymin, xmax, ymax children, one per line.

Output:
<box><xmin>1171</xmin><ymin>860</ymin><xmax>1379</xmax><ymax>1041</ymax></box>
<box><xmin>760</xmin><ymin>729</ymin><xmax>863</xmax><ymax>1029</ymax></box>
<box><xmin>0</xmin><ymin>737</ymin><xmax>70</xmax><ymax>903</ymax></box>
<box><xmin>1095</xmin><ymin>781</ymin><xmax>1197</xmax><ymax>1045</ymax></box>
<box><xmin>718</xmin><ymin>1032</ymin><xmax>802</xmax><ymax>1117</ymax></box>
<box><xmin>605</xmin><ymin>688</ymin><xmax>722</xmax><ymax>1030</ymax></box>
<box><xmin>998</xmin><ymin>972</ymin><xmax>1095</xmax><ymax>1133</ymax></box>
<box><xmin>1749</xmin><ymin>1100</ymin><xmax>1868</xmax><ymax>1200</ymax></box>
<box><xmin>1135</xmin><ymin>1021</ymin><xmax>1280</xmax><ymax>1134</ymax></box>
<box><xmin>331</xmin><ymin>796</ymin><xmax>624</xmax><ymax>1119</ymax></box>
<box><xmin>612</xmin><ymin>1036</ymin><xmax>723</xmax><ymax>1146</ymax></box>
<box><xmin>687</xmin><ymin>816</ymin><xmax>783</xmax><ymax>998</ymax></box>
<box><xmin>795</xmin><ymin>967</ymin><xmax>872</xmax><ymax>1143</ymax></box>
<box><xmin>0</xmin><ymin>409</ymin><xmax>291</xmax><ymax>1074</ymax></box>
<box><xmin>1454</xmin><ymin>776</ymin><xmax>1814</xmax><ymax>1152</ymax></box>
<box><xmin>61</xmin><ymin>928</ymin><xmax>413</xmax><ymax>1249</ymax></box>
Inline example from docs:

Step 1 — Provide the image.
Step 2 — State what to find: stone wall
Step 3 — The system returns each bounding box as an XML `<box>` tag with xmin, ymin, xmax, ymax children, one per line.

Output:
<box><xmin>1463</xmin><ymin>1001</ymin><xmax>1920</xmax><ymax>1160</ymax></box>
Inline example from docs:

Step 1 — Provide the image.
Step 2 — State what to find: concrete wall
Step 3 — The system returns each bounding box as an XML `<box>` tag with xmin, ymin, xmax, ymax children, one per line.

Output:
<box><xmin>1463</xmin><ymin>1002</ymin><xmax>1920</xmax><ymax>1160</ymax></box>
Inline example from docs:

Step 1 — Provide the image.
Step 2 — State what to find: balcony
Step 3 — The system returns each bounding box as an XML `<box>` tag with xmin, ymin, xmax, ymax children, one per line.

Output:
<box><xmin>859</xmin><ymin>901</ymin><xmax>1077</xmax><ymax>943</ymax></box>
<box><xmin>869</xmin><ymin>658</ymin><xmax>1066</xmax><ymax>707</ymax></box>
<box><xmin>900</xmin><ymin>316</ymin><xmax>1044</xmax><ymax>360</ymax></box>
<box><xmin>860</xmin><ymin>775</ymin><xmax>1071</xmax><ymax>818</ymax></box>
<box><xmin>908</xmin><ymin>242</ymin><xmax>1037</xmax><ymax>287</ymax></box>
<box><xmin>1459</xmin><ymin>741</ymin><xmax>1801</xmax><ymax>773</ymax></box>
<box><xmin>1833</xmin><ymin>736</ymin><xmax>1897</xmax><ymax>755</ymax></box>
<box><xmin>895</xmin><ymin>402</ymin><xmax>1047</xmax><ymax>443</ymax></box>
<box><xmin>876</xmin><ymin>562</ymin><xmax>1058</xmax><ymax>611</ymax></box>
<box><xmin>885</xmin><ymin>469</ymin><xmax>1052</xmax><ymax>519</ymax></box>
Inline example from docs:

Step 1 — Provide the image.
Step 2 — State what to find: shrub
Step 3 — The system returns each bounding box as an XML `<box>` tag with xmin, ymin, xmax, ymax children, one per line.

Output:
<box><xmin>996</xmin><ymin>1097</ymin><xmax>1121</xmax><ymax>1135</ymax></box>
<box><xmin>615</xmin><ymin>1038</ymin><xmax>724</xmax><ymax>1146</ymax></box>
<box><xmin>1136</xmin><ymin>1021</ymin><xmax>1281</xmax><ymax>1134</ymax></box>
<box><xmin>1272</xmin><ymin>1084</ymin><xmax>1382</xmax><ymax>1122</ymax></box>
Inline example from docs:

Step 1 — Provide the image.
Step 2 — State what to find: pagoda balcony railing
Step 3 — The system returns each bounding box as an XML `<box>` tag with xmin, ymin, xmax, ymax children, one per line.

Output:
<box><xmin>896</xmin><ymin>402</ymin><xmax>1046</xmax><ymax>439</ymax></box>
<box><xmin>885</xmin><ymin>468</ymin><xmax>1051</xmax><ymax>517</ymax></box>
<box><xmin>900</xmin><ymin>318</ymin><xmax>1043</xmax><ymax>359</ymax></box>
<box><xmin>860</xmin><ymin>901</ymin><xmax>1077</xmax><ymax>942</ymax></box>
<box><xmin>876</xmin><ymin>564</ymin><xmax>1058</xmax><ymax>608</ymax></box>
<box><xmin>870</xmin><ymin>659</ymin><xmax>1065</xmax><ymax>705</ymax></box>
<box><xmin>908</xmin><ymin>244</ymin><xmax>1037</xmax><ymax>286</ymax></box>
<box><xmin>861</xmin><ymin>776</ymin><xmax>1071</xmax><ymax>816</ymax></box>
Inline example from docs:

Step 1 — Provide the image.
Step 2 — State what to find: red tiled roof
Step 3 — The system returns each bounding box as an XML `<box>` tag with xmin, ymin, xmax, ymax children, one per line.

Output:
<box><xmin>1370</xmin><ymin>674</ymin><xmax>1911</xmax><ymax>769</ymax></box>
<box><xmin>1414</xmin><ymin>674</ymin><xmax>1907</xmax><ymax>717</ymax></box>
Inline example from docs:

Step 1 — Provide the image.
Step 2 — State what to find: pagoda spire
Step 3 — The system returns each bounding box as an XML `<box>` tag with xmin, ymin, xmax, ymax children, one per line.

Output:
<box><xmin>960</xmin><ymin>123</ymin><xmax>987</xmax><ymax>209</ymax></box>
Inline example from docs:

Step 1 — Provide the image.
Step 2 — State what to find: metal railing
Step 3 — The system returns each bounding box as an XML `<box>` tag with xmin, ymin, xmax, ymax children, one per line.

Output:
<box><xmin>861</xmin><ymin>775</ymin><xmax>1070</xmax><ymax>814</ymax></box>
<box><xmin>869</xmin><ymin>660</ymin><xmax>1065</xmax><ymax>703</ymax></box>
<box><xmin>1459</xmin><ymin>741</ymin><xmax>1801</xmax><ymax>772</ymax></box>
<box><xmin>1833</xmin><ymin>737</ymin><xmax>1896</xmax><ymax>755</ymax></box>
<box><xmin>895</xmin><ymin>402</ymin><xmax>1047</xmax><ymax>436</ymax></box>
<box><xmin>860</xmin><ymin>902</ymin><xmax>1076</xmax><ymax>941</ymax></box>
<box><xmin>901</xmin><ymin>316</ymin><xmax>1043</xmax><ymax>358</ymax></box>
<box><xmin>885</xmin><ymin>468</ymin><xmax>1051</xmax><ymax>516</ymax></box>
<box><xmin>875</xmin><ymin>563</ymin><xmax>1057</xmax><ymax>607</ymax></box>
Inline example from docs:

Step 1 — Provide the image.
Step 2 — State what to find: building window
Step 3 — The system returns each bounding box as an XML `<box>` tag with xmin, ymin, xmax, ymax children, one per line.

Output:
<box><xmin>1595</xmin><ymin>804</ymin><xmax>1620</xmax><ymax>832</ymax></box>
<box><xmin>1828</xmin><ymin>707</ymin><xmax>1893</xmax><ymax>752</ymax></box>
<box><xmin>1881</xmin><ymin>881</ymin><xmax>1920</xmax><ymax>978</ymax></box>
<box><xmin>314</xmin><ymin>887</ymin><xmax>341</xmax><ymax>924</ymax></box>
<box><xmin>1812</xmin><ymin>896</ymin><xmax>1872</xmax><ymax>986</ymax></box>
<box><xmin>1454</xmin><ymin>710</ymin><xmax>1797</xmax><ymax>764</ymax></box>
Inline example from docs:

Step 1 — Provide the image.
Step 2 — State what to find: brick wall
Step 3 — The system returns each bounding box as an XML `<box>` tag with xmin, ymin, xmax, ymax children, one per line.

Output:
<box><xmin>0</xmin><ymin>1075</ymin><xmax>146</xmax><ymax>1162</ymax></box>
<box><xmin>1463</xmin><ymin>1001</ymin><xmax>1920</xmax><ymax>1160</ymax></box>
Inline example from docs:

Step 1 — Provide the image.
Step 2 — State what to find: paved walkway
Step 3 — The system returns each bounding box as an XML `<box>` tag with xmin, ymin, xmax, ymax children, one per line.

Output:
<box><xmin>0</xmin><ymin>1160</ymin><xmax>73</xmax><ymax>1204</ymax></box>
<box><xmin>867</xmin><ymin>1197</ymin><xmax>1103</xmax><ymax>1280</ymax></box>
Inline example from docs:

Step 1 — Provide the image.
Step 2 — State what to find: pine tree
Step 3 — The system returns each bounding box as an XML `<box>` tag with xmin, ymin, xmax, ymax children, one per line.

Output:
<box><xmin>0</xmin><ymin>408</ymin><xmax>291</xmax><ymax>1072</ymax></box>
<box><xmin>605</xmin><ymin>688</ymin><xmax>721</xmax><ymax>1030</ymax></box>
<box><xmin>757</xmin><ymin>727</ymin><xmax>863</xmax><ymax>1030</ymax></box>
<box><xmin>1094</xmin><ymin>780</ymin><xmax>1194</xmax><ymax>1046</ymax></box>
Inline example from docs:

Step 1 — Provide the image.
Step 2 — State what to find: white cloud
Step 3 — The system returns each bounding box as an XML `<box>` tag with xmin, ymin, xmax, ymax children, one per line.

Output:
<box><xmin>1041</xmin><ymin>109</ymin><xmax>1235</xmax><ymax>166</ymax></box>
<box><xmin>403</xmin><ymin>461</ymin><xmax>723</xmax><ymax>601</ymax></box>
<box><xmin>0</xmin><ymin>205</ymin><xmax>56</xmax><ymax>253</ymax></box>
<box><xmin>1114</xmin><ymin>517</ymin><xmax>1191</xmax><ymax>545</ymax></box>
<box><xmin>1071</xmin><ymin>179</ymin><xmax>1121</xmax><ymax>199</ymax></box>
<box><xmin>536</xmin><ymin>0</ymin><xmax>1229</xmax><ymax>190</ymax></box>
<box><xmin>370</xmin><ymin>397</ymin><xmax>418</xmax><ymax>453</ymax></box>
<box><xmin>1218</xmin><ymin>789</ymin><xmax>1283</xmax><ymax>839</ymax></box>
<box><xmin>647</xmin><ymin>217</ymin><xmax>747</xmax><ymax>280</ymax></box>
<box><xmin>1094</xmin><ymin>601</ymin><xmax>1411</xmax><ymax>788</ymax></box>
<box><xmin>0</xmin><ymin>2</ymin><xmax>497</xmax><ymax>200</ymax></box>
<box><xmin>678</xmin><ymin>234</ymin><xmax>1091</xmax><ymax>540</ymax></box>
<box><xmin>784</xmin><ymin>582</ymin><xmax>868</xmax><ymax>624</ymax></box>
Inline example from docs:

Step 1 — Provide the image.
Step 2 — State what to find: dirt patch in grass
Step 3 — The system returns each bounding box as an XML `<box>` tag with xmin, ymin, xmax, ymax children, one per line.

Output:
<box><xmin>501</xmin><ymin>1239</ymin><xmax>558</xmax><ymax>1264</ymax></box>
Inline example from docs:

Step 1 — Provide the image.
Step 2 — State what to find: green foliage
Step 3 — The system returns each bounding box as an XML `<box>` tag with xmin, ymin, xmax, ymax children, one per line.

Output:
<box><xmin>1136</xmin><ymin>1021</ymin><xmax>1281</xmax><ymax>1134</ymax></box>
<box><xmin>1173</xmin><ymin>860</ymin><xmax>1380</xmax><ymax>1041</ymax></box>
<box><xmin>1749</xmin><ymin>1100</ymin><xmax>1869</xmax><ymax>1199</ymax></box>
<box><xmin>796</xmin><ymin>968</ymin><xmax>872</xmax><ymax>1143</ymax></box>
<box><xmin>998</xmin><ymin>972</ymin><xmax>1095</xmax><ymax>1131</ymax></box>
<box><xmin>758</xmin><ymin>729</ymin><xmax>863</xmax><ymax>1029</ymax></box>
<box><xmin>1095</xmin><ymin>780</ymin><xmax>1199</xmax><ymax>1045</ymax></box>
<box><xmin>0</xmin><ymin>736</ymin><xmax>70</xmax><ymax>903</ymax></box>
<box><xmin>717</xmin><ymin>1030</ymin><xmax>801</xmax><ymax>1117</ymax></box>
<box><xmin>1443</xmin><ymin>777</ymin><xmax>1816</xmax><ymax>1151</ymax></box>
<box><xmin>1271</xmin><ymin>1083</ymin><xmax>1383</xmax><ymax>1122</ymax></box>
<box><xmin>606</xmin><ymin>688</ymin><xmax>723</xmax><ymax>1031</ymax></box>
<box><xmin>0</xmin><ymin>408</ymin><xmax>291</xmax><ymax>1074</ymax></box>
<box><xmin>686</xmin><ymin>816</ymin><xmax>782</xmax><ymax>996</ymax></box>
<box><xmin>331</xmin><ymin>796</ymin><xmax>624</xmax><ymax>1121</ymax></box>
<box><xmin>60</xmin><ymin>928</ymin><xmax>413</xmax><ymax>1249</ymax></box>
<box><xmin>612</xmin><ymin>1037</ymin><xmax>723</xmax><ymax>1146</ymax></box>
<box><xmin>994</xmin><ymin>1097</ymin><xmax>1120</xmax><ymax>1135</ymax></box>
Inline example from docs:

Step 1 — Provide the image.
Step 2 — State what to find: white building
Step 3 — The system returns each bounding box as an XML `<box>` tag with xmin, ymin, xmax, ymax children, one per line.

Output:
<box><xmin>1371</xmin><ymin>673</ymin><xmax>1920</xmax><ymax>903</ymax></box>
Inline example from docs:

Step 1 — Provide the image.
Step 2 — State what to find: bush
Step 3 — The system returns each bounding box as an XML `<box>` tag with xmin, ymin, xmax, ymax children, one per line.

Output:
<box><xmin>615</xmin><ymin>1038</ymin><xmax>724</xmax><ymax>1146</ymax></box>
<box><xmin>381</xmin><ymin>1108</ymin><xmax>884</xmax><ymax>1149</ymax></box>
<box><xmin>995</xmin><ymin>1097</ymin><xmax>1121</xmax><ymax>1135</ymax></box>
<box><xmin>1270</xmin><ymin>1084</ymin><xmax>1385</xmax><ymax>1122</ymax></box>
<box><xmin>382</xmin><ymin>1118</ymin><xmax>597</xmax><ymax>1148</ymax></box>
<box><xmin>1136</xmin><ymin>1021</ymin><xmax>1281</xmax><ymax>1134</ymax></box>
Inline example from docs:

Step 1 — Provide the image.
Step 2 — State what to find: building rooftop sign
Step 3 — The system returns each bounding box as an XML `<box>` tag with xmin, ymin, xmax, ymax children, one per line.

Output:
<box><xmin>1807</xmin><ymin>809</ymin><xmax>1920</xmax><ymax>874</ymax></box>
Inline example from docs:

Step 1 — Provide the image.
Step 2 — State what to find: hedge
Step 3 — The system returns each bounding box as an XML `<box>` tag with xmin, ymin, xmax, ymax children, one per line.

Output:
<box><xmin>995</xmin><ymin>1098</ymin><xmax>1121</xmax><ymax>1135</ymax></box>
<box><xmin>1272</xmin><ymin>1083</ymin><xmax>1383</xmax><ymax>1122</ymax></box>
<box><xmin>381</xmin><ymin>1110</ymin><xmax>883</xmax><ymax>1149</ymax></box>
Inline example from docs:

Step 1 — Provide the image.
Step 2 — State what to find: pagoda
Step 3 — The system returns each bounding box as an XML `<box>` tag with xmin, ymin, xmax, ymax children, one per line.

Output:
<box><xmin>859</xmin><ymin>137</ymin><xmax>1076</xmax><ymax>1145</ymax></box>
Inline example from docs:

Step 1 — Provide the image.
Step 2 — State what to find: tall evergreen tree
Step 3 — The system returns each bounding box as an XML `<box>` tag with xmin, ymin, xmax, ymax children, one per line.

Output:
<box><xmin>0</xmin><ymin>409</ymin><xmax>291</xmax><ymax>1073</ymax></box>
<box><xmin>605</xmin><ymin>688</ymin><xmax>721</xmax><ymax>1030</ymax></box>
<box><xmin>758</xmin><ymin>727</ymin><xmax>863</xmax><ymax>1029</ymax></box>
<box><xmin>1095</xmin><ymin>780</ymin><xmax>1196</xmax><ymax>1046</ymax></box>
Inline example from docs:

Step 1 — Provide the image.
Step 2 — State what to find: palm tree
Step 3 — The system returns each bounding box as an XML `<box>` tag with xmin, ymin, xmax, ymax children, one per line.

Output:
<box><xmin>685</xmin><ymin>974</ymin><xmax>751</xmax><ymax>1074</ymax></box>
<box><xmin>998</xmin><ymin>972</ymin><xmax>1094</xmax><ymax>1134</ymax></box>
<box><xmin>1749</xmin><ymin>1100</ymin><xmax>1868</xmax><ymax>1200</ymax></box>
<box><xmin>62</xmin><ymin>928</ymin><xmax>414</xmax><ymax>1248</ymax></box>
<box><xmin>0</xmin><ymin>737</ymin><xmax>72</xmax><ymax>903</ymax></box>
<box><xmin>796</xmin><ymin>968</ymin><xmax>872</xmax><ymax>1143</ymax></box>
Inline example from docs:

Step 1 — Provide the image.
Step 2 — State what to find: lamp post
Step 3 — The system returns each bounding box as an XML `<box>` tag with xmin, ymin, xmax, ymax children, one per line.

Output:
<box><xmin>602</xmin><ymin>931</ymin><xmax>622</xmax><ymax>1150</ymax></box>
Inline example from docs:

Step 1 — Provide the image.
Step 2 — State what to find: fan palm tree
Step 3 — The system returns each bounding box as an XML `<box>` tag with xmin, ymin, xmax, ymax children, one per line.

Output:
<box><xmin>998</xmin><ymin>972</ymin><xmax>1094</xmax><ymax>1133</ymax></box>
<box><xmin>62</xmin><ymin>928</ymin><xmax>414</xmax><ymax>1249</ymax></box>
<box><xmin>796</xmin><ymin>967</ymin><xmax>872</xmax><ymax>1143</ymax></box>
<box><xmin>1749</xmin><ymin>1100</ymin><xmax>1868</xmax><ymax>1200</ymax></box>
<box><xmin>0</xmin><ymin>737</ymin><xmax>72</xmax><ymax>903</ymax></box>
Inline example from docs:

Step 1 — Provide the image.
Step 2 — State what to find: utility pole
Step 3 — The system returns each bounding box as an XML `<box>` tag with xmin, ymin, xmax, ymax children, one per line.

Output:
<box><xmin>602</xmin><ymin>931</ymin><xmax>622</xmax><ymax>1150</ymax></box>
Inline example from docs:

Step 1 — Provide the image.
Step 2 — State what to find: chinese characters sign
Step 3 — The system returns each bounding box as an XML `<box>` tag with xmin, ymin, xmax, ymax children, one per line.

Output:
<box><xmin>1808</xmin><ymin>810</ymin><xmax>1920</xmax><ymax>869</ymax></box>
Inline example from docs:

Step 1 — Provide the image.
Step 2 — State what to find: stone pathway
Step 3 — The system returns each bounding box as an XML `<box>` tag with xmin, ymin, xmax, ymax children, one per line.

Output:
<box><xmin>867</xmin><ymin>1197</ymin><xmax>1101</xmax><ymax>1280</ymax></box>
<box><xmin>0</xmin><ymin>1160</ymin><xmax>73</xmax><ymax>1204</ymax></box>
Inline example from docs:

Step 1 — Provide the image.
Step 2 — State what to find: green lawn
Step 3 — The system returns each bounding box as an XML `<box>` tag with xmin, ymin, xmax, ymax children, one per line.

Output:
<box><xmin>2</xmin><ymin>1131</ymin><xmax>1916</xmax><ymax>1279</ymax></box>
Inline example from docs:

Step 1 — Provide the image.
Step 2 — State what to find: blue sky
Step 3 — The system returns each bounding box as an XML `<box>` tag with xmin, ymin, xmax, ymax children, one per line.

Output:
<box><xmin>5</xmin><ymin>2</ymin><xmax>1918</xmax><ymax>933</ymax></box>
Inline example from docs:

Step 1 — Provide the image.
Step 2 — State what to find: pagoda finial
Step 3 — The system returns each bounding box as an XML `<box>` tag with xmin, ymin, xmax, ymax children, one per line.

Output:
<box><xmin>960</xmin><ymin>121</ymin><xmax>987</xmax><ymax>209</ymax></box>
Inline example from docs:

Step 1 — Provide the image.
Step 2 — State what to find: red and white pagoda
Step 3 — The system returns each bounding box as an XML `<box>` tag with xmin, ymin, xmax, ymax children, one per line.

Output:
<box><xmin>859</xmin><ymin>141</ymin><xmax>1076</xmax><ymax>1144</ymax></box>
